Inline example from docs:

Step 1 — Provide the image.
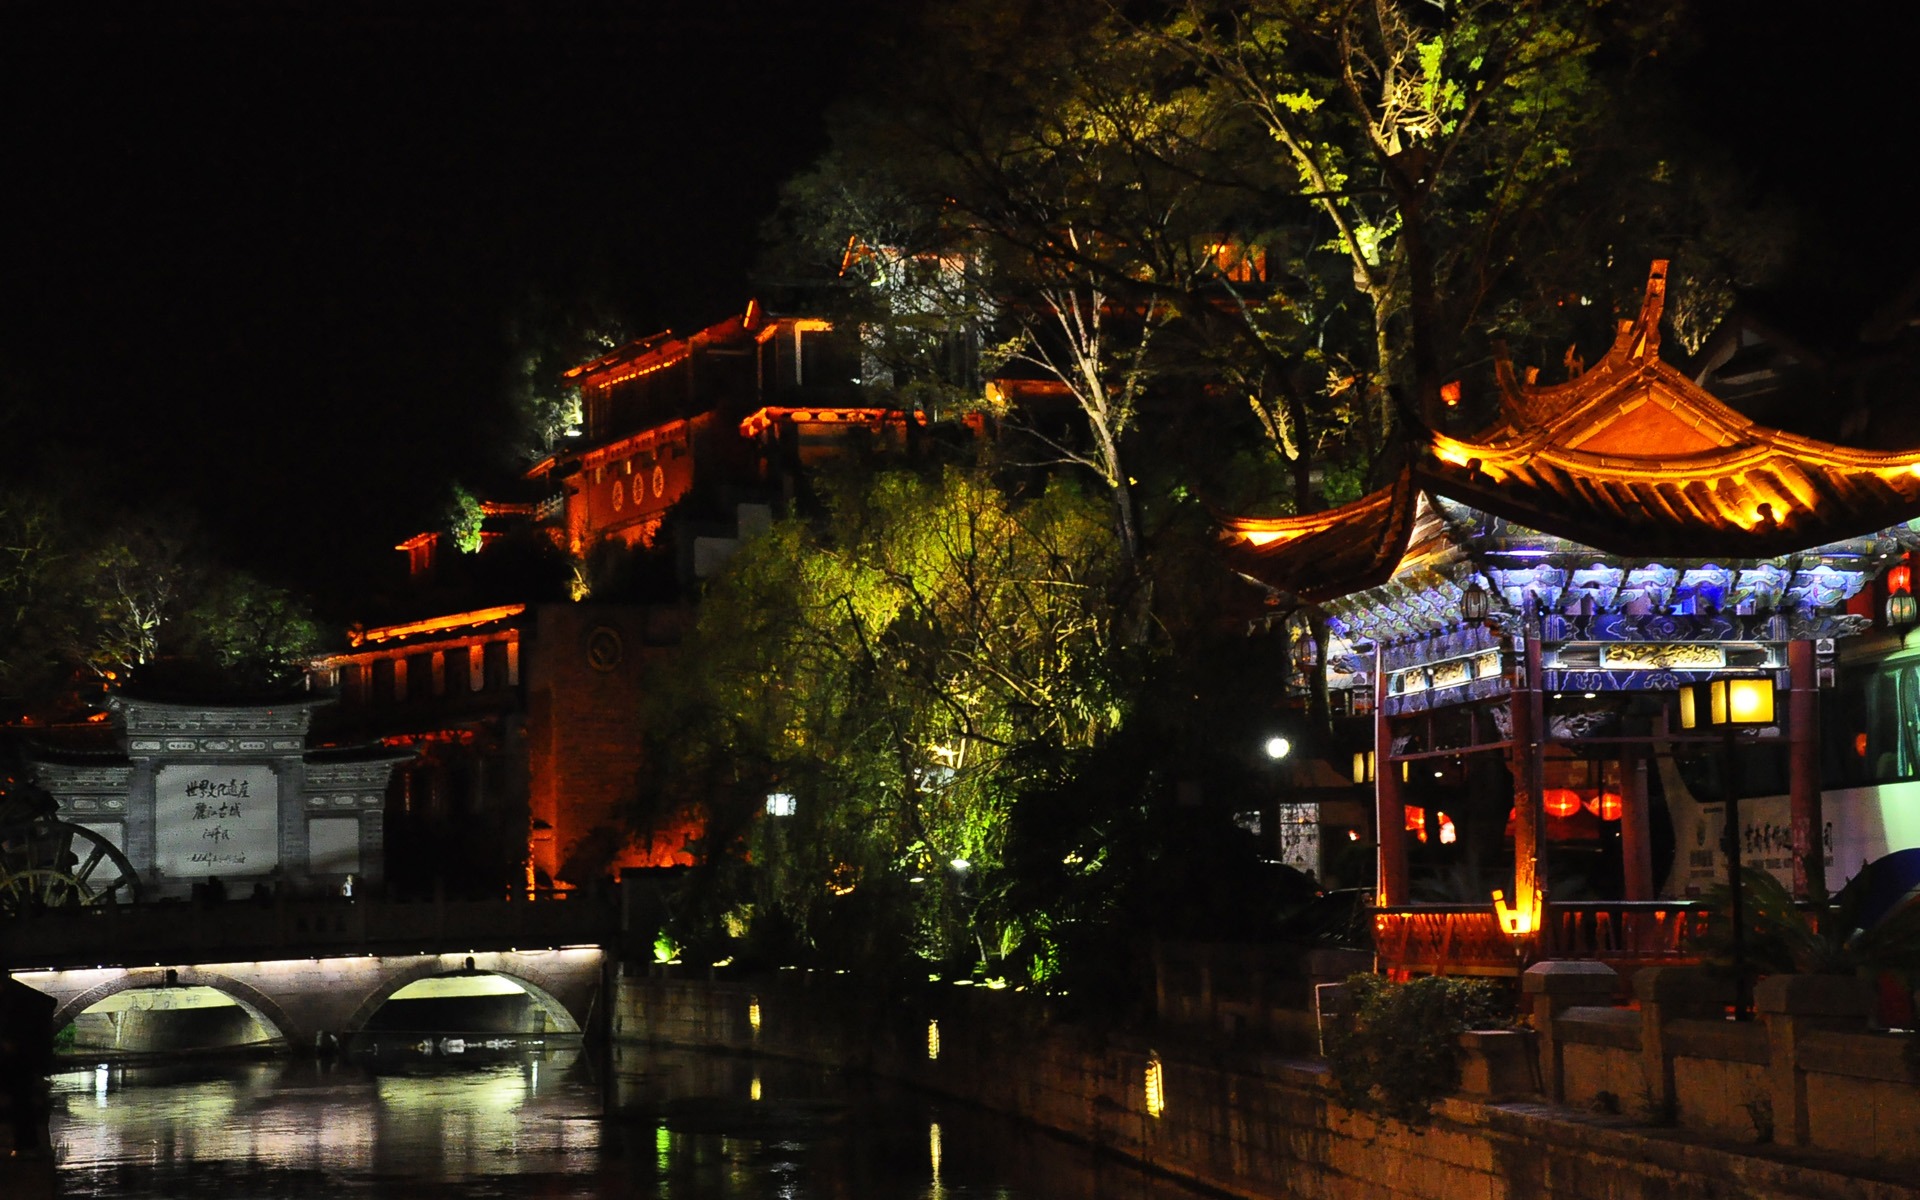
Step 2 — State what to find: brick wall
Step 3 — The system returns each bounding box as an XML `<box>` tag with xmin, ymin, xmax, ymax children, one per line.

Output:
<box><xmin>524</xmin><ymin>604</ymin><xmax>685</xmax><ymax>882</ymax></box>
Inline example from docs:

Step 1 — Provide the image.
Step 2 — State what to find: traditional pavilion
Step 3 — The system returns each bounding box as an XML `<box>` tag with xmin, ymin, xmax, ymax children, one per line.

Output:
<box><xmin>1224</xmin><ymin>262</ymin><xmax>1920</xmax><ymax>973</ymax></box>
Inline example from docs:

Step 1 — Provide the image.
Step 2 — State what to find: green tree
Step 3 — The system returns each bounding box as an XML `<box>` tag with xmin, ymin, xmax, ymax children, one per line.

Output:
<box><xmin>1152</xmin><ymin>0</ymin><xmax>1788</xmax><ymax>417</ymax></box>
<box><xmin>774</xmin><ymin>0</ymin><xmax>1782</xmax><ymax>532</ymax></box>
<box><xmin>70</xmin><ymin>515</ymin><xmax>201</xmax><ymax>681</ymax></box>
<box><xmin>1</xmin><ymin>494</ymin><xmax>324</xmax><ymax>710</ymax></box>
<box><xmin>632</xmin><ymin>462</ymin><xmax>1127</xmax><ymax>969</ymax></box>
<box><xmin>503</xmin><ymin>294</ymin><xmax>626</xmax><ymax>465</ymax></box>
<box><xmin>181</xmin><ymin>575</ymin><xmax>324</xmax><ymax>693</ymax></box>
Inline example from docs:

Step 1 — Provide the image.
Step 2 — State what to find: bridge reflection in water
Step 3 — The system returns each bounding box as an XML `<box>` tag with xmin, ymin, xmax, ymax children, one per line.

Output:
<box><xmin>46</xmin><ymin>1045</ymin><xmax>1222</xmax><ymax>1200</ymax></box>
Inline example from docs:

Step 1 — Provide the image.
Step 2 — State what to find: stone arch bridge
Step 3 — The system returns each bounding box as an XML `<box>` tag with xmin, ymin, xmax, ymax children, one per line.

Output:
<box><xmin>1</xmin><ymin>896</ymin><xmax>617</xmax><ymax>1047</ymax></box>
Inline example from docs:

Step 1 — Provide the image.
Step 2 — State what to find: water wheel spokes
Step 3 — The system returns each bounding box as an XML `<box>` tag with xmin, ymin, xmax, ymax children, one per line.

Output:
<box><xmin>0</xmin><ymin>818</ymin><xmax>142</xmax><ymax>917</ymax></box>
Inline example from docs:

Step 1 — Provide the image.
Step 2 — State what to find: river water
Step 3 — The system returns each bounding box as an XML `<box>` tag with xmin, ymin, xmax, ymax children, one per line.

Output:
<box><xmin>43</xmin><ymin>1041</ymin><xmax>1220</xmax><ymax>1199</ymax></box>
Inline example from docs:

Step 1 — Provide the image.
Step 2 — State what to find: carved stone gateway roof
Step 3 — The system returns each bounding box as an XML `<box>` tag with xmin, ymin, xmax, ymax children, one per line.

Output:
<box><xmin>1225</xmin><ymin>262</ymin><xmax>1920</xmax><ymax>611</ymax></box>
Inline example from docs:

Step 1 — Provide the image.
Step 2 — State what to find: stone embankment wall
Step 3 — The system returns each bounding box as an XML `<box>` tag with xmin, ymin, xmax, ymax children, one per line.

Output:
<box><xmin>1528</xmin><ymin>964</ymin><xmax>1920</xmax><ymax>1165</ymax></box>
<box><xmin>614</xmin><ymin>971</ymin><xmax>1920</xmax><ymax>1200</ymax></box>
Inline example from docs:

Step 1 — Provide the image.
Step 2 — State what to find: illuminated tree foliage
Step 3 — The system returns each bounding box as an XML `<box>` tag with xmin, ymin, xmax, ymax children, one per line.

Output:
<box><xmin>0</xmin><ymin>490</ymin><xmax>323</xmax><ymax>713</ymax></box>
<box><xmin>503</xmin><ymin>293</ymin><xmax>626</xmax><ymax>466</ymax></box>
<box><xmin>632</xmin><ymin>464</ymin><xmax>1128</xmax><ymax>968</ymax></box>
<box><xmin>773</xmin><ymin>0</ymin><xmax>1781</xmax><ymax>528</ymax></box>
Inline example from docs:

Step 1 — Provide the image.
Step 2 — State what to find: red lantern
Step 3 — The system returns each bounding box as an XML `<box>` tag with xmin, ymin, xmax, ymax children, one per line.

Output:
<box><xmin>1586</xmin><ymin>792</ymin><xmax>1623</xmax><ymax>821</ymax></box>
<box><xmin>1891</xmin><ymin>561</ymin><xmax>1913</xmax><ymax>596</ymax></box>
<box><xmin>1404</xmin><ymin>805</ymin><xmax>1427</xmax><ymax>843</ymax></box>
<box><xmin>1543</xmin><ymin>788</ymin><xmax>1584</xmax><ymax>818</ymax></box>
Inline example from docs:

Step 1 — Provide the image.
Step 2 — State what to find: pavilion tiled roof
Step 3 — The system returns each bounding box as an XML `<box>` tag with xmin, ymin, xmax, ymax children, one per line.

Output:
<box><xmin>1225</xmin><ymin>262</ymin><xmax>1920</xmax><ymax>600</ymax></box>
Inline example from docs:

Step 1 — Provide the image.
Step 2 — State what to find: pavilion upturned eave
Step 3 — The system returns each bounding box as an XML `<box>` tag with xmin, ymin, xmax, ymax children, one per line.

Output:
<box><xmin>1223</xmin><ymin>260</ymin><xmax>1920</xmax><ymax>601</ymax></box>
<box><xmin>1418</xmin><ymin>452</ymin><xmax>1920</xmax><ymax>561</ymax></box>
<box><xmin>1222</xmin><ymin>467</ymin><xmax>1420</xmax><ymax>604</ymax></box>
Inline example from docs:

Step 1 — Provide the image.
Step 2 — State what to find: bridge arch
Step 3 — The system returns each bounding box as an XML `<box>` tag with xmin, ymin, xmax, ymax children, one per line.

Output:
<box><xmin>51</xmin><ymin>967</ymin><xmax>298</xmax><ymax>1046</ymax></box>
<box><xmin>341</xmin><ymin>958</ymin><xmax>583</xmax><ymax>1036</ymax></box>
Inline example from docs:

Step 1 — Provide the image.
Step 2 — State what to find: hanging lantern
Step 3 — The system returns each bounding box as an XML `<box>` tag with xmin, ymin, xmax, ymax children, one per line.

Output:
<box><xmin>1404</xmin><ymin>805</ymin><xmax>1427</xmax><ymax>843</ymax></box>
<box><xmin>1292</xmin><ymin>627</ymin><xmax>1320</xmax><ymax>672</ymax></box>
<box><xmin>1887</xmin><ymin>558</ymin><xmax>1916</xmax><ymax>628</ymax></box>
<box><xmin>1586</xmin><ymin>792</ymin><xmax>1623</xmax><ymax>821</ymax></box>
<box><xmin>1460</xmin><ymin>578</ymin><xmax>1491</xmax><ymax>623</ymax></box>
<box><xmin>1543</xmin><ymin>788</ymin><xmax>1584</xmax><ymax>818</ymax></box>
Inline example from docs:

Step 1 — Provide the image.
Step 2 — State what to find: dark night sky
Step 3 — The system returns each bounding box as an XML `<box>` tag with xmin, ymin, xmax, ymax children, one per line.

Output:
<box><xmin>2</xmin><ymin>1</ymin><xmax>1917</xmax><ymax>618</ymax></box>
<box><xmin>2</xmin><ymin>0</ymin><xmax>901</xmax><ymax>612</ymax></box>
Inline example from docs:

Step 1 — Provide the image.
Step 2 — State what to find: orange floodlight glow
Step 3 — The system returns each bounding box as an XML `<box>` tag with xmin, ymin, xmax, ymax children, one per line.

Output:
<box><xmin>1493</xmin><ymin>888</ymin><xmax>1541</xmax><ymax>938</ymax></box>
<box><xmin>357</xmin><ymin>605</ymin><xmax>526</xmax><ymax>645</ymax></box>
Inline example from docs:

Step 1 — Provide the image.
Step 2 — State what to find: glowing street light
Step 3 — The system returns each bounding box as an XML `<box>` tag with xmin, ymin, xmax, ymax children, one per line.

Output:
<box><xmin>1264</xmin><ymin>736</ymin><xmax>1292</xmax><ymax>761</ymax></box>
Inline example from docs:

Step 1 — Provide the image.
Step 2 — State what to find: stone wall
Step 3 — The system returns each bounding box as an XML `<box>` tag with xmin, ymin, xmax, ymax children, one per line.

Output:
<box><xmin>1531</xmin><ymin>964</ymin><xmax>1920</xmax><ymax>1165</ymax></box>
<box><xmin>614</xmin><ymin>971</ymin><xmax>1920</xmax><ymax>1200</ymax></box>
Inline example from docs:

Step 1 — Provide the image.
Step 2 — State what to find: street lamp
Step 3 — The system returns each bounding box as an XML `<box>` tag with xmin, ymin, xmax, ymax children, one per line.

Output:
<box><xmin>1678</xmin><ymin>676</ymin><xmax>1776</xmax><ymax>1019</ymax></box>
<box><xmin>1264</xmin><ymin>736</ymin><xmax>1292</xmax><ymax>761</ymax></box>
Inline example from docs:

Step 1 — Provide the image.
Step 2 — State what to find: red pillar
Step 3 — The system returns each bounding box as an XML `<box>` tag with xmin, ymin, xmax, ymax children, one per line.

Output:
<box><xmin>1511</xmin><ymin>610</ymin><xmax>1546</xmax><ymax>921</ymax></box>
<box><xmin>1375</xmin><ymin>643</ymin><xmax>1409</xmax><ymax>906</ymax></box>
<box><xmin>1620</xmin><ymin>739</ymin><xmax>1655</xmax><ymax>901</ymax></box>
<box><xmin>1788</xmin><ymin>638</ymin><xmax>1826</xmax><ymax>900</ymax></box>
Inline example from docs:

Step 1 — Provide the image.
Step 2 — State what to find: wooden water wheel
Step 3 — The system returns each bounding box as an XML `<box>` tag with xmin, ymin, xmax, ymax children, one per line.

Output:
<box><xmin>0</xmin><ymin>815</ymin><xmax>142</xmax><ymax>917</ymax></box>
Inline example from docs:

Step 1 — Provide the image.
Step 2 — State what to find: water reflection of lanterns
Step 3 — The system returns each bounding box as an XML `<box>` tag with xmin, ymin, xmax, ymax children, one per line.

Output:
<box><xmin>1543</xmin><ymin>788</ymin><xmax>1584</xmax><ymax>818</ymax></box>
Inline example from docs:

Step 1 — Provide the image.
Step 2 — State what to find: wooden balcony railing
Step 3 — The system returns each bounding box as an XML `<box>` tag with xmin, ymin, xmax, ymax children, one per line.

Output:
<box><xmin>1374</xmin><ymin>900</ymin><xmax>1707</xmax><ymax>979</ymax></box>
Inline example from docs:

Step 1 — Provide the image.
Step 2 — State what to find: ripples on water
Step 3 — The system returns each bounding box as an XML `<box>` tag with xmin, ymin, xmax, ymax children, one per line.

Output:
<box><xmin>45</xmin><ymin>1043</ymin><xmax>1218</xmax><ymax>1200</ymax></box>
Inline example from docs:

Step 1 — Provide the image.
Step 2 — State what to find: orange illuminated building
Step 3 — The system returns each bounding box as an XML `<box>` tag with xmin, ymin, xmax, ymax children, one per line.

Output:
<box><xmin>1223</xmin><ymin>262</ymin><xmax>1920</xmax><ymax>976</ymax></box>
<box><xmin>534</xmin><ymin>302</ymin><xmax>919</xmax><ymax>563</ymax></box>
<box><xmin>322</xmin><ymin>298</ymin><xmax>958</xmax><ymax>894</ymax></box>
